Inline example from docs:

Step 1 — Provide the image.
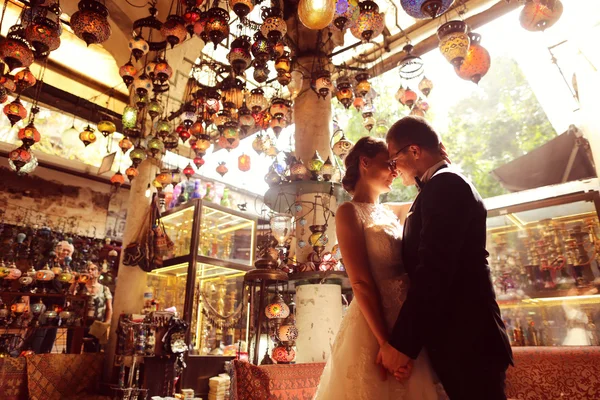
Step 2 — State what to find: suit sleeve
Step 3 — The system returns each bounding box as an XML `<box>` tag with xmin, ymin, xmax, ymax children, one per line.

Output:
<box><xmin>390</xmin><ymin>174</ymin><xmax>475</xmax><ymax>358</ymax></box>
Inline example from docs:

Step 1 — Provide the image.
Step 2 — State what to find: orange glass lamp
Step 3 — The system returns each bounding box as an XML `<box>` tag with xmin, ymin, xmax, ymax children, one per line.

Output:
<box><xmin>79</xmin><ymin>125</ymin><xmax>97</xmax><ymax>147</ymax></box>
<box><xmin>238</xmin><ymin>153</ymin><xmax>251</xmax><ymax>172</ymax></box>
<box><xmin>520</xmin><ymin>0</ymin><xmax>563</xmax><ymax>32</ymax></box>
<box><xmin>455</xmin><ymin>32</ymin><xmax>491</xmax><ymax>84</ymax></box>
<box><xmin>298</xmin><ymin>0</ymin><xmax>336</xmax><ymax>30</ymax></box>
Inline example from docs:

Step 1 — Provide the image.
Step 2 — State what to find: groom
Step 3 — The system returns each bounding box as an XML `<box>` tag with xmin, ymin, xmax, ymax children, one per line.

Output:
<box><xmin>378</xmin><ymin>116</ymin><xmax>513</xmax><ymax>399</ymax></box>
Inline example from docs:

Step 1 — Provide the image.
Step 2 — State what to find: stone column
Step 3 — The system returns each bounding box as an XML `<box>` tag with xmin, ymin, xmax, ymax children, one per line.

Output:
<box><xmin>105</xmin><ymin>158</ymin><xmax>159</xmax><ymax>378</ymax></box>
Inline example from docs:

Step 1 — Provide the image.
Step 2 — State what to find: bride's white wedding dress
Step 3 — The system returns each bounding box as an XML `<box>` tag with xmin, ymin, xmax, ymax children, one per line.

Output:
<box><xmin>314</xmin><ymin>202</ymin><xmax>446</xmax><ymax>400</ymax></box>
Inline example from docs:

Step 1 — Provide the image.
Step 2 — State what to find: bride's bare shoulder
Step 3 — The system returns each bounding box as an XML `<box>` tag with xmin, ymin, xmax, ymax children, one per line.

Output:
<box><xmin>383</xmin><ymin>202</ymin><xmax>412</xmax><ymax>224</ymax></box>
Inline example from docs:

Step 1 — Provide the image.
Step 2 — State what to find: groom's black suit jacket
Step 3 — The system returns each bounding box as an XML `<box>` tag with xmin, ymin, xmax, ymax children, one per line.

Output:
<box><xmin>390</xmin><ymin>166</ymin><xmax>513</xmax><ymax>370</ymax></box>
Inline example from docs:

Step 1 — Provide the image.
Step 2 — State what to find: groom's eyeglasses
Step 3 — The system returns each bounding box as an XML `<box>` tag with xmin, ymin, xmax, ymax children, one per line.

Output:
<box><xmin>387</xmin><ymin>144</ymin><xmax>413</xmax><ymax>170</ymax></box>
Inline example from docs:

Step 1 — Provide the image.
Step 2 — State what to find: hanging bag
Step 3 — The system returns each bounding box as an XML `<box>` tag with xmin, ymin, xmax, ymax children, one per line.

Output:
<box><xmin>122</xmin><ymin>207</ymin><xmax>151</xmax><ymax>270</ymax></box>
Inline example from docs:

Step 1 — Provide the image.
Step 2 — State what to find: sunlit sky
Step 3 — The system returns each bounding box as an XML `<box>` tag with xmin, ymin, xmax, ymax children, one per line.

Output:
<box><xmin>196</xmin><ymin>1</ymin><xmax>600</xmax><ymax>196</ymax></box>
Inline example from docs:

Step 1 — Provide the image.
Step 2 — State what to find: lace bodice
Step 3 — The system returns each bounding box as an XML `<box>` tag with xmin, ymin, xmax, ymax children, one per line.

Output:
<box><xmin>350</xmin><ymin>201</ymin><xmax>408</xmax><ymax>327</ymax></box>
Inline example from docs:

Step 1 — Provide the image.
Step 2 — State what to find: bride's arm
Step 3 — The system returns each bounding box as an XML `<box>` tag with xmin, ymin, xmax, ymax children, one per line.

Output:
<box><xmin>336</xmin><ymin>203</ymin><xmax>389</xmax><ymax>346</ymax></box>
<box><xmin>384</xmin><ymin>202</ymin><xmax>412</xmax><ymax>225</ymax></box>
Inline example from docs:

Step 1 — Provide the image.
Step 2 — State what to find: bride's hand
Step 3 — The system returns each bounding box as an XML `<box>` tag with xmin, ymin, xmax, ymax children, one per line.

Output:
<box><xmin>440</xmin><ymin>142</ymin><xmax>451</xmax><ymax>164</ymax></box>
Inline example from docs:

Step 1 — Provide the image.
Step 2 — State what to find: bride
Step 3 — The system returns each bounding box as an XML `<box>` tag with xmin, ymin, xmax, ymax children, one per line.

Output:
<box><xmin>314</xmin><ymin>136</ymin><xmax>446</xmax><ymax>400</ymax></box>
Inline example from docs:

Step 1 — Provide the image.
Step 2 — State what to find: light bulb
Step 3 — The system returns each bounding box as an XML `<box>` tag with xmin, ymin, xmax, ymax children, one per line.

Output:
<box><xmin>145</xmin><ymin>183</ymin><xmax>151</xmax><ymax>198</ymax></box>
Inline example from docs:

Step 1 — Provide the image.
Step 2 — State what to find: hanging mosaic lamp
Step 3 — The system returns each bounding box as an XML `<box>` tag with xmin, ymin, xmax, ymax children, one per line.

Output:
<box><xmin>134</xmin><ymin>93</ymin><xmax>149</xmax><ymax>109</ymax></box>
<box><xmin>154</xmin><ymin>59</ymin><xmax>173</xmax><ymax>83</ymax></box>
<box><xmin>437</xmin><ymin>20</ymin><xmax>470</xmax><ymax>67</ymax></box>
<box><xmin>272</xmin><ymin>346</ymin><xmax>295</xmax><ymax>364</ymax></box>
<box><xmin>119</xmin><ymin>61</ymin><xmax>137</xmax><ymax>87</ymax></box>
<box><xmin>354</xmin><ymin>72</ymin><xmax>371</xmax><ymax>98</ymax></box>
<box><xmin>129</xmin><ymin>146</ymin><xmax>146</xmax><ymax>166</ymax></box>
<box><xmin>147</xmin><ymin>135</ymin><xmax>164</xmax><ymax>157</ymax></box>
<box><xmin>0</xmin><ymin>29</ymin><xmax>34</xmax><ymax>72</ymax></box>
<box><xmin>230</xmin><ymin>0</ymin><xmax>254</xmax><ymax>18</ymax></box>
<box><xmin>70</xmin><ymin>0</ymin><xmax>111</xmax><ymax>46</ymax></box>
<box><xmin>184</xmin><ymin>7</ymin><xmax>201</xmax><ymax>27</ymax></box>
<box><xmin>277</xmin><ymin>71</ymin><xmax>291</xmax><ymax>86</ymax></box>
<box><xmin>216</xmin><ymin>161</ymin><xmax>228</xmax><ymax>177</ymax></box>
<box><xmin>110</xmin><ymin>171</ymin><xmax>125</xmax><ymax>188</ymax></box>
<box><xmin>8</xmin><ymin>145</ymin><xmax>32</xmax><ymax>172</ymax></box>
<box><xmin>0</xmin><ymin>75</ymin><xmax>16</xmax><ymax>93</ymax></box>
<box><xmin>196</xmin><ymin>134</ymin><xmax>211</xmax><ymax>153</ymax></box>
<box><xmin>238</xmin><ymin>105</ymin><xmax>255</xmax><ymax>134</ymax></box>
<box><xmin>308</xmin><ymin>150</ymin><xmax>324</xmax><ymax>180</ymax></box>
<box><xmin>315</xmin><ymin>70</ymin><xmax>333</xmax><ymax>99</ymax></box>
<box><xmin>410</xmin><ymin>106</ymin><xmax>425</xmax><ymax>117</ymax></box>
<box><xmin>265</xmin><ymin>293</ymin><xmax>290</xmax><ymax>319</ymax></box>
<box><xmin>394</xmin><ymin>84</ymin><xmax>406</xmax><ymax>103</ymax></box>
<box><xmin>222</xmin><ymin>78</ymin><xmax>245</xmax><ymax>110</ymax></box>
<box><xmin>351</xmin><ymin>1</ymin><xmax>385</xmax><ymax>42</ymax></box>
<box><xmin>275</xmin><ymin>52</ymin><xmax>291</xmax><ymax>74</ymax></box>
<box><xmin>128</xmin><ymin>36</ymin><xmax>149</xmax><ymax>62</ymax></box>
<box><xmin>248</xmin><ymin>88</ymin><xmax>269</xmax><ymax>114</ymax></box>
<box><xmin>147</xmin><ymin>99</ymin><xmax>163</xmax><ymax>121</ymax></box>
<box><xmin>253</xmin><ymin>64</ymin><xmax>270</xmax><ymax>84</ymax></box>
<box><xmin>260</xmin><ymin>6</ymin><xmax>287</xmax><ymax>44</ymax></box>
<box><xmin>161</xmin><ymin>15</ymin><xmax>188</xmax><ymax>48</ymax></box>
<box><xmin>265</xmin><ymin>166</ymin><xmax>281</xmax><ymax>186</ymax></box>
<box><xmin>455</xmin><ymin>32</ymin><xmax>490</xmax><ymax>84</ymax></box>
<box><xmin>179</xmin><ymin>128</ymin><xmax>191</xmax><ymax>143</ymax></box>
<box><xmin>155</xmin><ymin>169</ymin><xmax>172</xmax><ymax>186</ymax></box>
<box><xmin>181</xmin><ymin>163</ymin><xmax>194</xmax><ymax>179</ymax></box>
<box><xmin>79</xmin><ymin>125</ymin><xmax>97</xmax><ymax>146</ymax></box>
<box><xmin>205</xmin><ymin>7</ymin><xmax>230</xmax><ymax>50</ymax></box>
<box><xmin>17</xmin><ymin>122</ymin><xmax>41</xmax><ymax>148</ymax></box>
<box><xmin>155</xmin><ymin>119</ymin><xmax>171</xmax><ymax>138</ymax></box>
<box><xmin>332</xmin><ymin>0</ymin><xmax>359</xmax><ymax>31</ymax></box>
<box><xmin>332</xmin><ymin>133</ymin><xmax>353</xmax><ymax>159</ymax></box>
<box><xmin>298</xmin><ymin>0</ymin><xmax>336</xmax><ymax>30</ymax></box>
<box><xmin>252</xmin><ymin>134</ymin><xmax>264</xmax><ymax>155</ymax></box>
<box><xmin>125</xmin><ymin>166</ymin><xmax>138</xmax><ymax>181</ymax></box>
<box><xmin>3</xmin><ymin>98</ymin><xmax>27</xmax><ymax>126</ymax></box>
<box><xmin>190</xmin><ymin>121</ymin><xmax>204</xmax><ymax>138</ymax></box>
<box><xmin>97</xmin><ymin>119</ymin><xmax>116</xmax><ymax>137</ymax></box>
<box><xmin>400</xmin><ymin>87</ymin><xmax>418</xmax><ymax>108</ymax></box>
<box><xmin>193</xmin><ymin>155</ymin><xmax>205</xmax><ymax>168</ymax></box>
<box><xmin>520</xmin><ymin>0</ymin><xmax>563</xmax><ymax>32</ymax></box>
<box><xmin>238</xmin><ymin>153</ymin><xmax>251</xmax><ymax>172</ymax></box>
<box><xmin>352</xmin><ymin>96</ymin><xmax>364</xmax><ymax>111</ymax></box>
<box><xmin>335</xmin><ymin>76</ymin><xmax>354</xmax><ymax>109</ymax></box>
<box><xmin>270</xmin><ymin>97</ymin><xmax>290</xmax><ymax>119</ymax></box>
<box><xmin>133</xmin><ymin>74</ymin><xmax>153</xmax><ymax>97</ymax></box>
<box><xmin>118</xmin><ymin>137</ymin><xmax>133</xmax><ymax>153</ymax></box>
<box><xmin>270</xmin><ymin>117</ymin><xmax>286</xmax><ymax>137</ymax></box>
<box><xmin>363</xmin><ymin>116</ymin><xmax>375</xmax><ymax>131</ymax></box>
<box><xmin>0</xmin><ymin>87</ymin><xmax>7</xmax><ymax>104</ymax></box>
<box><xmin>418</xmin><ymin>76</ymin><xmax>433</xmax><ymax>96</ymax></box>
<box><xmin>251</xmin><ymin>32</ymin><xmax>272</xmax><ymax>65</ymax></box>
<box><xmin>24</xmin><ymin>18</ymin><xmax>61</xmax><ymax>56</ymax></box>
<box><xmin>400</xmin><ymin>0</ymin><xmax>454</xmax><ymax>19</ymax></box>
<box><xmin>320</xmin><ymin>156</ymin><xmax>335</xmax><ymax>181</ymax></box>
<box><xmin>14</xmin><ymin>68</ymin><xmax>36</xmax><ymax>93</ymax></box>
<box><xmin>222</xmin><ymin>121</ymin><xmax>240</xmax><ymax>145</ymax></box>
<box><xmin>164</xmin><ymin>132</ymin><xmax>179</xmax><ymax>150</ymax></box>
<box><xmin>227</xmin><ymin>35</ymin><xmax>252</xmax><ymax>75</ymax></box>
<box><xmin>397</xmin><ymin>44</ymin><xmax>424</xmax><ymax>80</ymax></box>
<box><xmin>122</xmin><ymin>105</ymin><xmax>137</xmax><ymax>129</ymax></box>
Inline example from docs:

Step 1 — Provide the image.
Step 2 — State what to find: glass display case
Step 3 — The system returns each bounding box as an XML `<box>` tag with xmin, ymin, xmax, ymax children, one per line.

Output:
<box><xmin>145</xmin><ymin>199</ymin><xmax>257</xmax><ymax>355</ymax></box>
<box><xmin>486</xmin><ymin>186</ymin><xmax>600</xmax><ymax>347</ymax></box>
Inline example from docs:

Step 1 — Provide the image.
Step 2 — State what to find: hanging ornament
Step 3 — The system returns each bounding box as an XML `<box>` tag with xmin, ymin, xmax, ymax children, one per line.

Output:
<box><xmin>122</xmin><ymin>105</ymin><xmax>138</xmax><ymax>129</ymax></box>
<box><xmin>400</xmin><ymin>0</ymin><xmax>454</xmax><ymax>19</ymax></box>
<box><xmin>308</xmin><ymin>150</ymin><xmax>324</xmax><ymax>180</ymax></box>
<box><xmin>70</xmin><ymin>0</ymin><xmax>112</xmax><ymax>46</ymax></box>
<box><xmin>400</xmin><ymin>87</ymin><xmax>418</xmax><ymax>108</ymax></box>
<box><xmin>354</xmin><ymin>72</ymin><xmax>371</xmax><ymax>98</ymax></box>
<box><xmin>0</xmin><ymin>27</ymin><xmax>34</xmax><ymax>72</ymax></box>
<box><xmin>161</xmin><ymin>15</ymin><xmax>188</xmax><ymax>48</ymax></box>
<box><xmin>128</xmin><ymin>36</ymin><xmax>149</xmax><ymax>62</ymax></box>
<box><xmin>260</xmin><ymin>6</ymin><xmax>287</xmax><ymax>44</ymax></box>
<box><xmin>352</xmin><ymin>96</ymin><xmax>364</xmax><ymax>111</ymax></box>
<box><xmin>252</xmin><ymin>134</ymin><xmax>264</xmax><ymax>155</ymax></box>
<box><xmin>251</xmin><ymin>32</ymin><xmax>272</xmax><ymax>65</ymax></box>
<box><xmin>79</xmin><ymin>125</ymin><xmax>97</xmax><ymax>146</ymax></box>
<box><xmin>0</xmin><ymin>75</ymin><xmax>16</xmax><ymax>93</ymax></box>
<box><xmin>247</xmin><ymin>88</ymin><xmax>269</xmax><ymax>114</ymax></box>
<box><xmin>221</xmin><ymin>77</ymin><xmax>245</xmax><ymax>110</ymax></box>
<box><xmin>147</xmin><ymin>99</ymin><xmax>163</xmax><ymax>120</ymax></box>
<box><xmin>227</xmin><ymin>35</ymin><xmax>252</xmax><ymax>75</ymax></box>
<box><xmin>24</xmin><ymin>15</ymin><xmax>61</xmax><ymax>57</ymax></box>
<box><xmin>418</xmin><ymin>76</ymin><xmax>433</xmax><ymax>96</ymax></box>
<box><xmin>238</xmin><ymin>153</ymin><xmax>251</xmax><ymax>172</ymax></box>
<box><xmin>182</xmin><ymin>163</ymin><xmax>195</xmax><ymax>179</ymax></box>
<box><xmin>265</xmin><ymin>293</ymin><xmax>290</xmax><ymax>319</ymax></box>
<box><xmin>164</xmin><ymin>132</ymin><xmax>179</xmax><ymax>150</ymax></box>
<box><xmin>397</xmin><ymin>44</ymin><xmax>424</xmax><ymax>80</ymax></box>
<box><xmin>119</xmin><ymin>137</ymin><xmax>133</xmax><ymax>153</ymax></box>
<box><xmin>455</xmin><ymin>32</ymin><xmax>490</xmax><ymax>84</ymax></box>
<box><xmin>394</xmin><ymin>85</ymin><xmax>406</xmax><ymax>104</ymax></box>
<box><xmin>125</xmin><ymin>166</ymin><xmax>138</xmax><ymax>181</ymax></box>
<box><xmin>8</xmin><ymin>145</ymin><xmax>32</xmax><ymax>172</ymax></box>
<box><xmin>274</xmin><ymin>52</ymin><xmax>292</xmax><ymax>74</ymax></box>
<box><xmin>156</xmin><ymin>119</ymin><xmax>171</xmax><ymax>138</ymax></box>
<box><xmin>410</xmin><ymin>106</ymin><xmax>426</xmax><ymax>117</ymax></box>
<box><xmin>216</xmin><ymin>161</ymin><xmax>228</xmax><ymax>177</ymax></box>
<box><xmin>335</xmin><ymin>76</ymin><xmax>354</xmax><ymax>109</ymax></box>
<box><xmin>3</xmin><ymin>98</ymin><xmax>27</xmax><ymax>126</ymax></box>
<box><xmin>154</xmin><ymin>59</ymin><xmax>173</xmax><ymax>83</ymax></box>
<box><xmin>205</xmin><ymin>7</ymin><xmax>230</xmax><ymax>50</ymax></box>
<box><xmin>14</xmin><ymin>68</ymin><xmax>36</xmax><ymax>93</ymax></box>
<box><xmin>437</xmin><ymin>20</ymin><xmax>470</xmax><ymax>67</ymax></box>
<box><xmin>238</xmin><ymin>105</ymin><xmax>255</xmax><ymax>134</ymax></box>
<box><xmin>133</xmin><ymin>74</ymin><xmax>153</xmax><ymax>97</ymax></box>
<box><xmin>332</xmin><ymin>133</ymin><xmax>353</xmax><ymax>159</ymax></box>
<box><xmin>265</xmin><ymin>166</ymin><xmax>281</xmax><ymax>186</ymax></box>
<box><xmin>230</xmin><ymin>0</ymin><xmax>254</xmax><ymax>18</ymax></box>
<box><xmin>270</xmin><ymin>117</ymin><xmax>286</xmax><ymax>137</ymax></box>
<box><xmin>270</xmin><ymin>98</ymin><xmax>290</xmax><ymax>120</ymax></box>
<box><xmin>110</xmin><ymin>171</ymin><xmax>125</xmax><ymax>189</ymax></box>
<box><xmin>351</xmin><ymin>1</ymin><xmax>385</xmax><ymax>42</ymax></box>
<box><xmin>363</xmin><ymin>116</ymin><xmax>375</xmax><ymax>131</ymax></box>
<box><xmin>17</xmin><ymin>122</ymin><xmax>41</xmax><ymax>148</ymax></box>
<box><xmin>193</xmin><ymin>155</ymin><xmax>205</xmax><ymax>168</ymax></box>
<box><xmin>129</xmin><ymin>147</ymin><xmax>147</xmax><ymax>166</ymax></box>
<box><xmin>179</xmin><ymin>128</ymin><xmax>191</xmax><ymax>143</ymax></box>
<box><xmin>331</xmin><ymin>0</ymin><xmax>359</xmax><ymax>31</ymax></box>
<box><xmin>97</xmin><ymin>119</ymin><xmax>116</xmax><ymax>137</ymax></box>
<box><xmin>314</xmin><ymin>70</ymin><xmax>333</xmax><ymax>99</ymax></box>
<box><xmin>119</xmin><ymin>61</ymin><xmax>137</xmax><ymax>87</ymax></box>
<box><xmin>320</xmin><ymin>156</ymin><xmax>335</xmax><ymax>181</ymax></box>
<box><xmin>147</xmin><ymin>136</ymin><xmax>164</xmax><ymax>157</ymax></box>
<box><xmin>520</xmin><ymin>0</ymin><xmax>563</xmax><ymax>32</ymax></box>
<box><xmin>298</xmin><ymin>0</ymin><xmax>336</xmax><ymax>30</ymax></box>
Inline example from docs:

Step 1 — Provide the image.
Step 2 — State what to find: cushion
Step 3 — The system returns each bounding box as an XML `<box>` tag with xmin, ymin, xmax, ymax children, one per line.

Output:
<box><xmin>231</xmin><ymin>360</ymin><xmax>325</xmax><ymax>400</ymax></box>
<box><xmin>26</xmin><ymin>353</ymin><xmax>105</xmax><ymax>400</ymax></box>
<box><xmin>0</xmin><ymin>357</ymin><xmax>27</xmax><ymax>400</ymax></box>
<box><xmin>506</xmin><ymin>347</ymin><xmax>600</xmax><ymax>400</ymax></box>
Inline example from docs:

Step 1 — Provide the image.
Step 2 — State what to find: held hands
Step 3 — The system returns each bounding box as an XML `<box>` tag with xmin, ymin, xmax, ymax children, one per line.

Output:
<box><xmin>376</xmin><ymin>342</ymin><xmax>413</xmax><ymax>382</ymax></box>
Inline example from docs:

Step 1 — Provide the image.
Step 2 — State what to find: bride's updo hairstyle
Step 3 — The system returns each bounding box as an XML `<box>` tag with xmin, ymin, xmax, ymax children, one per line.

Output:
<box><xmin>342</xmin><ymin>136</ymin><xmax>388</xmax><ymax>193</ymax></box>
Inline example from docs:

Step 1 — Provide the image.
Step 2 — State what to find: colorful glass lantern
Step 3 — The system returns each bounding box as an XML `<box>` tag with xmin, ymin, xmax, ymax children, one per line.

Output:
<box><xmin>147</xmin><ymin>99</ymin><xmax>163</xmax><ymax>121</ymax></box>
<box><xmin>352</xmin><ymin>96</ymin><xmax>364</xmax><ymax>111</ymax></box>
<box><xmin>230</xmin><ymin>0</ymin><xmax>254</xmax><ymax>18</ymax></box>
<box><xmin>265</xmin><ymin>294</ymin><xmax>290</xmax><ymax>319</ymax></box>
<box><xmin>0</xmin><ymin>87</ymin><xmax>6</xmax><ymax>104</ymax></box>
<box><xmin>410</xmin><ymin>107</ymin><xmax>426</xmax><ymax>117</ymax></box>
<box><xmin>134</xmin><ymin>93</ymin><xmax>149</xmax><ymax>109</ymax></box>
<box><xmin>298</xmin><ymin>0</ymin><xmax>336</xmax><ymax>30</ymax></box>
<box><xmin>238</xmin><ymin>105</ymin><xmax>255</xmax><ymax>133</ymax></box>
<box><xmin>278</xmin><ymin>316</ymin><xmax>299</xmax><ymax>343</ymax></box>
<box><xmin>155</xmin><ymin>119</ymin><xmax>171</xmax><ymax>138</ymax></box>
<box><xmin>163</xmin><ymin>132</ymin><xmax>179</xmax><ymax>150</ymax></box>
<box><xmin>331</xmin><ymin>0</ymin><xmax>359</xmax><ymax>31</ymax></box>
<box><xmin>154</xmin><ymin>60</ymin><xmax>173</xmax><ymax>83</ymax></box>
<box><xmin>363</xmin><ymin>116</ymin><xmax>375</xmax><ymax>131</ymax></box>
<box><xmin>252</xmin><ymin>134</ymin><xmax>264</xmax><ymax>155</ymax></box>
<box><xmin>260</xmin><ymin>7</ymin><xmax>287</xmax><ymax>44</ymax></box>
<box><xmin>14</xmin><ymin>68</ymin><xmax>36</xmax><ymax>93</ymax></box>
<box><xmin>395</xmin><ymin>85</ymin><xmax>406</xmax><ymax>103</ymax></box>
<box><xmin>222</xmin><ymin>121</ymin><xmax>240</xmax><ymax>145</ymax></box>
<box><xmin>0</xmin><ymin>35</ymin><xmax>34</xmax><ymax>72</ymax></box>
<box><xmin>161</xmin><ymin>15</ymin><xmax>187</xmax><ymax>48</ymax></box>
<box><xmin>119</xmin><ymin>61</ymin><xmax>137</xmax><ymax>87</ymax></box>
<box><xmin>70</xmin><ymin>0</ymin><xmax>111</xmax><ymax>46</ymax></box>
<box><xmin>275</xmin><ymin>52</ymin><xmax>291</xmax><ymax>73</ymax></box>
<box><xmin>110</xmin><ymin>171</ymin><xmax>125</xmax><ymax>188</ymax></box>
<box><xmin>253</xmin><ymin>65</ymin><xmax>270</xmax><ymax>84</ymax></box>
<box><xmin>155</xmin><ymin>169</ymin><xmax>172</xmax><ymax>185</ymax></box>
<box><xmin>184</xmin><ymin>7</ymin><xmax>201</xmax><ymax>25</ymax></box>
<box><xmin>216</xmin><ymin>161</ymin><xmax>228</xmax><ymax>177</ymax></box>
<box><xmin>8</xmin><ymin>145</ymin><xmax>32</xmax><ymax>172</ymax></box>
<box><xmin>272</xmin><ymin>345</ymin><xmax>295</xmax><ymax>363</ymax></box>
<box><xmin>320</xmin><ymin>156</ymin><xmax>335</xmax><ymax>181</ymax></box>
<box><xmin>147</xmin><ymin>136</ymin><xmax>164</xmax><ymax>157</ymax></box>
<box><xmin>418</xmin><ymin>76</ymin><xmax>433</xmax><ymax>96</ymax></box>
<box><xmin>24</xmin><ymin>22</ymin><xmax>60</xmax><ymax>56</ymax></box>
<box><xmin>251</xmin><ymin>32</ymin><xmax>272</xmax><ymax>64</ymax></box>
<box><xmin>97</xmin><ymin>119</ymin><xmax>116</xmax><ymax>137</ymax></box>
<box><xmin>271</xmin><ymin>41</ymin><xmax>285</xmax><ymax>60</ymax></box>
<box><xmin>145</xmin><ymin>61</ymin><xmax>157</xmax><ymax>79</ymax></box>
<box><xmin>265</xmin><ymin>166</ymin><xmax>281</xmax><ymax>186</ymax></box>
<box><xmin>333</xmin><ymin>133</ymin><xmax>353</xmax><ymax>159</ymax></box>
<box><xmin>309</xmin><ymin>225</ymin><xmax>329</xmax><ymax>247</ymax></box>
<box><xmin>270</xmin><ymin>98</ymin><xmax>289</xmax><ymax>119</ymax></box>
<box><xmin>290</xmin><ymin>159</ymin><xmax>309</xmax><ymax>181</ymax></box>
<box><xmin>351</xmin><ymin>0</ymin><xmax>385</xmax><ymax>42</ymax></box>
<box><xmin>520</xmin><ymin>0</ymin><xmax>563</xmax><ymax>32</ymax></box>
<box><xmin>205</xmin><ymin>7</ymin><xmax>230</xmax><ymax>50</ymax></box>
<box><xmin>125</xmin><ymin>166</ymin><xmax>138</xmax><ymax>181</ymax></box>
<box><xmin>133</xmin><ymin>74</ymin><xmax>153</xmax><ymax>97</ymax></box>
<box><xmin>265</xmin><ymin>141</ymin><xmax>278</xmax><ymax>157</ymax></box>
<box><xmin>190</xmin><ymin>121</ymin><xmax>204</xmax><ymax>138</ymax></box>
<box><xmin>3</xmin><ymin>98</ymin><xmax>27</xmax><ymax>126</ymax></box>
<box><xmin>277</xmin><ymin>71</ymin><xmax>292</xmax><ymax>86</ymax></box>
<box><xmin>128</xmin><ymin>36</ymin><xmax>149</xmax><ymax>61</ymax></box>
<box><xmin>214</xmin><ymin>110</ymin><xmax>232</xmax><ymax>132</ymax></box>
<box><xmin>335</xmin><ymin>76</ymin><xmax>354</xmax><ymax>109</ymax></box>
<box><xmin>196</xmin><ymin>134</ymin><xmax>211</xmax><ymax>152</ymax></box>
<box><xmin>193</xmin><ymin>155</ymin><xmax>205</xmax><ymax>168</ymax></box>
<box><xmin>227</xmin><ymin>35</ymin><xmax>252</xmax><ymax>75</ymax></box>
<box><xmin>238</xmin><ymin>153</ymin><xmax>251</xmax><ymax>172</ymax></box>
<box><xmin>118</xmin><ymin>137</ymin><xmax>133</xmax><ymax>153</ymax></box>
<box><xmin>437</xmin><ymin>20</ymin><xmax>470</xmax><ymax>67</ymax></box>
<box><xmin>193</xmin><ymin>12</ymin><xmax>207</xmax><ymax>38</ymax></box>
<box><xmin>122</xmin><ymin>105</ymin><xmax>138</xmax><ymax>129</ymax></box>
<box><xmin>270</xmin><ymin>117</ymin><xmax>286</xmax><ymax>137</ymax></box>
<box><xmin>315</xmin><ymin>70</ymin><xmax>333</xmax><ymax>99</ymax></box>
<box><xmin>400</xmin><ymin>0</ymin><xmax>454</xmax><ymax>19</ymax></box>
<box><xmin>400</xmin><ymin>87</ymin><xmax>418</xmax><ymax>108</ymax></box>
<box><xmin>79</xmin><ymin>125</ymin><xmax>96</xmax><ymax>146</ymax></box>
<box><xmin>17</xmin><ymin>122</ymin><xmax>41</xmax><ymax>148</ymax></box>
<box><xmin>455</xmin><ymin>32</ymin><xmax>491</xmax><ymax>84</ymax></box>
<box><xmin>397</xmin><ymin>44</ymin><xmax>424</xmax><ymax>80</ymax></box>
<box><xmin>248</xmin><ymin>88</ymin><xmax>269</xmax><ymax>113</ymax></box>
<box><xmin>181</xmin><ymin>163</ymin><xmax>194</xmax><ymax>179</ymax></box>
<box><xmin>308</xmin><ymin>150</ymin><xmax>324</xmax><ymax>178</ymax></box>
<box><xmin>222</xmin><ymin>79</ymin><xmax>245</xmax><ymax>110</ymax></box>
<box><xmin>129</xmin><ymin>147</ymin><xmax>146</xmax><ymax>167</ymax></box>
<box><xmin>354</xmin><ymin>72</ymin><xmax>371</xmax><ymax>97</ymax></box>
<box><xmin>0</xmin><ymin>75</ymin><xmax>16</xmax><ymax>93</ymax></box>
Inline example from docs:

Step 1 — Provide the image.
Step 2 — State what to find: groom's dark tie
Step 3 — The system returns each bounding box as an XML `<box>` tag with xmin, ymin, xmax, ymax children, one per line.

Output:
<box><xmin>415</xmin><ymin>176</ymin><xmax>424</xmax><ymax>191</ymax></box>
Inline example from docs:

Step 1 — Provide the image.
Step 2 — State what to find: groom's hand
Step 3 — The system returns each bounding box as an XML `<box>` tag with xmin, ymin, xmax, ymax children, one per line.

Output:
<box><xmin>376</xmin><ymin>342</ymin><xmax>412</xmax><ymax>381</ymax></box>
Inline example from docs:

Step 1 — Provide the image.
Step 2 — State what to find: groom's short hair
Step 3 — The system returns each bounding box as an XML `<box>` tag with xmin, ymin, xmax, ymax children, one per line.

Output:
<box><xmin>386</xmin><ymin>116</ymin><xmax>440</xmax><ymax>151</ymax></box>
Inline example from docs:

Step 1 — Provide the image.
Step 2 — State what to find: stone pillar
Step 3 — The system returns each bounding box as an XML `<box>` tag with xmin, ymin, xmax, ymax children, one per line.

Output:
<box><xmin>105</xmin><ymin>158</ymin><xmax>159</xmax><ymax>379</ymax></box>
